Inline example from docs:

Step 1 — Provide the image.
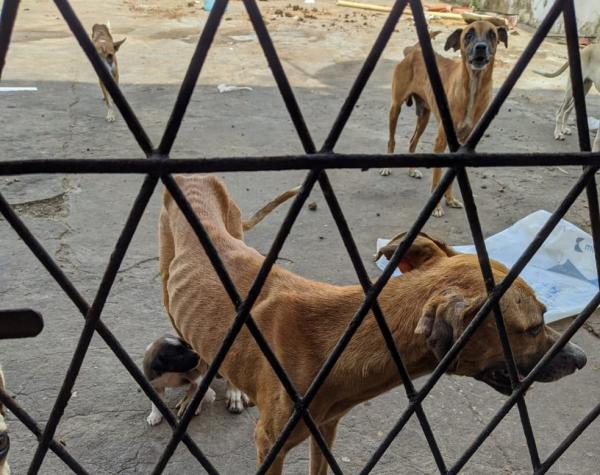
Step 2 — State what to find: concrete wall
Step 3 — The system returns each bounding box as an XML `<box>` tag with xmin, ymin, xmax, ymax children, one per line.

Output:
<box><xmin>477</xmin><ymin>0</ymin><xmax>600</xmax><ymax>37</ymax></box>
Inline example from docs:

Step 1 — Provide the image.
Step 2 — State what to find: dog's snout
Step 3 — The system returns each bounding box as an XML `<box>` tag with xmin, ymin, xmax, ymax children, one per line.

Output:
<box><xmin>474</xmin><ymin>43</ymin><xmax>487</xmax><ymax>54</ymax></box>
<box><xmin>566</xmin><ymin>342</ymin><xmax>587</xmax><ymax>370</ymax></box>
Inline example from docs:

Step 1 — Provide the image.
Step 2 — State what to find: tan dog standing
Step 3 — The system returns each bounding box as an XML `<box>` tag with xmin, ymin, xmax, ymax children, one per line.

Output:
<box><xmin>160</xmin><ymin>175</ymin><xmax>586</xmax><ymax>474</ymax></box>
<box><xmin>533</xmin><ymin>43</ymin><xmax>600</xmax><ymax>150</ymax></box>
<box><xmin>91</xmin><ymin>23</ymin><xmax>125</xmax><ymax>122</ymax></box>
<box><xmin>383</xmin><ymin>21</ymin><xmax>508</xmax><ymax>217</ymax></box>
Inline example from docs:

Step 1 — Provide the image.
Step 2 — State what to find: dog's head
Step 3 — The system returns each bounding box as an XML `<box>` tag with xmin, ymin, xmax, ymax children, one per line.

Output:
<box><xmin>444</xmin><ymin>20</ymin><xmax>508</xmax><ymax>72</ymax></box>
<box><xmin>379</xmin><ymin>232</ymin><xmax>587</xmax><ymax>395</ymax></box>
<box><xmin>92</xmin><ymin>24</ymin><xmax>126</xmax><ymax>68</ymax></box>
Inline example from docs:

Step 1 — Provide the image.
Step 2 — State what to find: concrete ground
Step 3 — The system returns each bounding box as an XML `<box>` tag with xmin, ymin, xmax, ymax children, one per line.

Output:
<box><xmin>1</xmin><ymin>0</ymin><xmax>599</xmax><ymax>473</ymax></box>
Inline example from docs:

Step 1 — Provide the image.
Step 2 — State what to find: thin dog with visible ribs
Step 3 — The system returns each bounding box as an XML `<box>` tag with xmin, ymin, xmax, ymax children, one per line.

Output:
<box><xmin>159</xmin><ymin>175</ymin><xmax>586</xmax><ymax>474</ymax></box>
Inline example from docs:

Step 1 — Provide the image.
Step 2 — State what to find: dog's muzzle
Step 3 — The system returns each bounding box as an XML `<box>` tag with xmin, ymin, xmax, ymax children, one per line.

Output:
<box><xmin>475</xmin><ymin>341</ymin><xmax>587</xmax><ymax>396</ymax></box>
<box><xmin>469</xmin><ymin>42</ymin><xmax>491</xmax><ymax>70</ymax></box>
<box><xmin>0</xmin><ymin>431</ymin><xmax>9</xmax><ymax>462</ymax></box>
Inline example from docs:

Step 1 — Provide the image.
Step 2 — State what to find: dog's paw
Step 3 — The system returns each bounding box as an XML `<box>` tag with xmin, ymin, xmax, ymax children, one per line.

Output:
<box><xmin>554</xmin><ymin>132</ymin><xmax>566</xmax><ymax>141</ymax></box>
<box><xmin>445</xmin><ymin>197</ymin><xmax>463</xmax><ymax>209</ymax></box>
<box><xmin>408</xmin><ymin>168</ymin><xmax>423</xmax><ymax>179</ymax></box>
<box><xmin>106</xmin><ymin>110</ymin><xmax>116</xmax><ymax>122</ymax></box>
<box><xmin>379</xmin><ymin>168</ymin><xmax>391</xmax><ymax>176</ymax></box>
<box><xmin>563</xmin><ymin>126</ymin><xmax>572</xmax><ymax>136</ymax></box>
<box><xmin>146</xmin><ymin>410</ymin><xmax>163</xmax><ymax>426</ymax></box>
<box><xmin>432</xmin><ymin>206</ymin><xmax>445</xmax><ymax>218</ymax></box>
<box><xmin>226</xmin><ymin>388</ymin><xmax>250</xmax><ymax>414</ymax></box>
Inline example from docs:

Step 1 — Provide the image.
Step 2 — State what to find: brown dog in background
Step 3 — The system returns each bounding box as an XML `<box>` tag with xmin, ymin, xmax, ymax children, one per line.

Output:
<box><xmin>160</xmin><ymin>175</ymin><xmax>586</xmax><ymax>474</ymax></box>
<box><xmin>91</xmin><ymin>23</ymin><xmax>125</xmax><ymax>122</ymax></box>
<box><xmin>383</xmin><ymin>21</ymin><xmax>508</xmax><ymax>217</ymax></box>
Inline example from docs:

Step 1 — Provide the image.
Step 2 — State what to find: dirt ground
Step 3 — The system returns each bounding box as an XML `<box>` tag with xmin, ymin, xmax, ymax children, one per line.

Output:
<box><xmin>1</xmin><ymin>0</ymin><xmax>599</xmax><ymax>473</ymax></box>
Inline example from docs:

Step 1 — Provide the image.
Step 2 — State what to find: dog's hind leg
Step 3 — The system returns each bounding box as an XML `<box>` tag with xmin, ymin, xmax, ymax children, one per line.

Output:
<box><xmin>557</xmin><ymin>79</ymin><xmax>593</xmax><ymax>140</ymax></box>
<box><xmin>380</xmin><ymin>100</ymin><xmax>402</xmax><ymax>176</ymax></box>
<box><xmin>407</xmin><ymin>102</ymin><xmax>430</xmax><ymax>179</ymax></box>
<box><xmin>593</xmin><ymin>127</ymin><xmax>600</xmax><ymax>152</ymax></box>
<box><xmin>309</xmin><ymin>418</ymin><xmax>340</xmax><ymax>475</ymax></box>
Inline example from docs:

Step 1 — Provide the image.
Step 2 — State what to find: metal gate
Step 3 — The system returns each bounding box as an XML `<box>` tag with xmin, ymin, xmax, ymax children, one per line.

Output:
<box><xmin>0</xmin><ymin>0</ymin><xmax>599</xmax><ymax>473</ymax></box>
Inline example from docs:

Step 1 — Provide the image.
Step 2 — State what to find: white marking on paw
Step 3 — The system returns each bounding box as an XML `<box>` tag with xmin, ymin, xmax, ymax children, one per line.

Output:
<box><xmin>146</xmin><ymin>404</ymin><xmax>163</xmax><ymax>426</ymax></box>
<box><xmin>409</xmin><ymin>168</ymin><xmax>423</xmax><ymax>179</ymax></box>
<box><xmin>379</xmin><ymin>168</ymin><xmax>391</xmax><ymax>176</ymax></box>
<box><xmin>226</xmin><ymin>388</ymin><xmax>249</xmax><ymax>414</ymax></box>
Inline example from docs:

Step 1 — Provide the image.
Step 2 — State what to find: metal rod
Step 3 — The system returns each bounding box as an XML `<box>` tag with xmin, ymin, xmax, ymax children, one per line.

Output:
<box><xmin>152</xmin><ymin>171</ymin><xmax>323</xmax><ymax>473</ymax></box>
<box><xmin>409</xmin><ymin>0</ymin><xmax>459</xmax><ymax>151</ymax></box>
<box><xmin>317</xmin><ymin>172</ymin><xmax>447</xmax><ymax>473</ymax></box>
<box><xmin>258</xmin><ymin>167</ymin><xmax>458</xmax><ymax>472</ymax></box>
<box><xmin>456</xmin><ymin>168</ymin><xmax>541</xmax><ymax>469</ymax></box>
<box><xmin>27</xmin><ymin>176</ymin><xmax>159</xmax><ymax>474</ymax></box>
<box><xmin>0</xmin><ymin>388</ymin><xmax>88</xmax><ymax>474</ymax></box>
<box><xmin>321</xmin><ymin>0</ymin><xmax>408</xmax><ymax>151</ymax></box>
<box><xmin>0</xmin><ymin>191</ymin><xmax>214</xmax><ymax>465</ymax></box>
<box><xmin>2</xmin><ymin>152</ymin><xmax>600</xmax><ymax>175</ymax></box>
<box><xmin>361</xmin><ymin>165</ymin><xmax>597</xmax><ymax>472</ymax></box>
<box><xmin>464</xmin><ymin>0</ymin><xmax>565</xmax><ymax>149</ymax></box>
<box><xmin>563</xmin><ymin>1</ymin><xmax>591</xmax><ymax>152</ymax></box>
<box><xmin>158</xmin><ymin>0</ymin><xmax>228</xmax><ymax>155</ymax></box>
<box><xmin>242</xmin><ymin>0</ymin><xmax>316</xmax><ymax>154</ymax></box>
<box><xmin>535</xmin><ymin>403</ymin><xmax>600</xmax><ymax>474</ymax></box>
<box><xmin>0</xmin><ymin>0</ymin><xmax>20</xmax><ymax>79</ymax></box>
<box><xmin>52</xmin><ymin>0</ymin><xmax>154</xmax><ymax>156</ymax></box>
<box><xmin>448</xmin><ymin>290</ymin><xmax>600</xmax><ymax>474</ymax></box>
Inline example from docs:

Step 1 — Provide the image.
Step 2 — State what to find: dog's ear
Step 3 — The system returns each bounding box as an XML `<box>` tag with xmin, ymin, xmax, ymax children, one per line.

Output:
<box><xmin>113</xmin><ymin>37</ymin><xmax>126</xmax><ymax>51</ymax></box>
<box><xmin>415</xmin><ymin>290</ymin><xmax>480</xmax><ymax>361</ymax></box>
<box><xmin>376</xmin><ymin>232</ymin><xmax>456</xmax><ymax>273</ymax></box>
<box><xmin>496</xmin><ymin>26</ymin><xmax>508</xmax><ymax>48</ymax></box>
<box><xmin>444</xmin><ymin>28</ymin><xmax>463</xmax><ymax>51</ymax></box>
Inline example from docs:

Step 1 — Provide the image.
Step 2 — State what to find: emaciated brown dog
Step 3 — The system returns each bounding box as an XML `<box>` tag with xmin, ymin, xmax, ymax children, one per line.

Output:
<box><xmin>383</xmin><ymin>21</ymin><xmax>508</xmax><ymax>217</ymax></box>
<box><xmin>160</xmin><ymin>175</ymin><xmax>586</xmax><ymax>474</ymax></box>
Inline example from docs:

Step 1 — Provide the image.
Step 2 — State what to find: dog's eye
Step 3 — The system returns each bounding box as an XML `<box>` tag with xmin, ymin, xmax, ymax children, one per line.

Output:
<box><xmin>0</xmin><ymin>433</ymin><xmax>8</xmax><ymax>450</ymax></box>
<box><xmin>528</xmin><ymin>324</ymin><xmax>543</xmax><ymax>336</ymax></box>
<box><xmin>487</xmin><ymin>30</ymin><xmax>497</xmax><ymax>42</ymax></box>
<box><xmin>465</xmin><ymin>30</ymin><xmax>475</xmax><ymax>42</ymax></box>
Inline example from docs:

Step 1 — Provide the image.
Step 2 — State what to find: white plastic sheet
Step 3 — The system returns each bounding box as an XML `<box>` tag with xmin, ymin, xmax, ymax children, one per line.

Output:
<box><xmin>376</xmin><ymin>210</ymin><xmax>598</xmax><ymax>322</ymax></box>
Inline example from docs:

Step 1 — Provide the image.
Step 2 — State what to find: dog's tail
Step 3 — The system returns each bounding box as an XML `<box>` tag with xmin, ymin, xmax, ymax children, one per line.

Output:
<box><xmin>533</xmin><ymin>60</ymin><xmax>570</xmax><ymax>78</ymax></box>
<box><xmin>242</xmin><ymin>185</ymin><xmax>301</xmax><ymax>232</ymax></box>
<box><xmin>403</xmin><ymin>30</ymin><xmax>441</xmax><ymax>57</ymax></box>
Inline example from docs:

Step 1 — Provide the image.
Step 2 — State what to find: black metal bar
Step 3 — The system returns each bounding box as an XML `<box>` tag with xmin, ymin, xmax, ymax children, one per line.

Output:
<box><xmin>0</xmin><ymin>309</ymin><xmax>43</xmax><ymax>339</ymax></box>
<box><xmin>0</xmin><ymin>388</ymin><xmax>88</xmax><ymax>474</ymax></box>
<box><xmin>563</xmin><ymin>1</ymin><xmax>591</xmax><ymax>152</ymax></box>
<box><xmin>52</xmin><ymin>0</ymin><xmax>154</xmax><ymax>156</ymax></box>
<box><xmin>317</xmin><ymin>172</ymin><xmax>447</xmax><ymax>473</ymax></box>
<box><xmin>409</xmin><ymin>0</ymin><xmax>459</xmax><ymax>151</ymax></box>
<box><xmin>2</xmin><ymin>152</ymin><xmax>600</xmax><ymax>176</ymax></box>
<box><xmin>448</xmin><ymin>290</ymin><xmax>600</xmax><ymax>474</ymax></box>
<box><xmin>463</xmin><ymin>0</ymin><xmax>565</xmax><ymax>149</ymax></box>
<box><xmin>242</xmin><ymin>0</ymin><xmax>316</xmax><ymax>154</ymax></box>
<box><xmin>0</xmin><ymin>0</ymin><xmax>20</xmax><ymax>79</ymax></box>
<box><xmin>258</xmin><ymin>167</ymin><xmax>457</xmax><ymax>473</ymax></box>
<box><xmin>157</xmin><ymin>0</ymin><xmax>228</xmax><ymax>155</ymax></box>
<box><xmin>535</xmin><ymin>403</ymin><xmax>600</xmax><ymax>475</ymax></box>
<box><xmin>0</xmin><ymin>192</ymin><xmax>217</xmax><ymax>465</ymax></box>
<box><xmin>321</xmin><ymin>0</ymin><xmax>408</xmax><ymax>152</ymax></box>
<box><xmin>152</xmin><ymin>171</ymin><xmax>325</xmax><ymax>474</ymax></box>
<box><xmin>456</xmin><ymin>168</ymin><xmax>541</xmax><ymax>469</ymax></box>
<box><xmin>27</xmin><ymin>176</ymin><xmax>158</xmax><ymax>474</ymax></box>
<box><xmin>360</xmin><ymin>165</ymin><xmax>597</xmax><ymax>473</ymax></box>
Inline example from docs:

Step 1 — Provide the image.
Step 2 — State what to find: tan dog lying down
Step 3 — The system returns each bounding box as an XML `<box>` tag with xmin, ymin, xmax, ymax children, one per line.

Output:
<box><xmin>0</xmin><ymin>367</ymin><xmax>9</xmax><ymax>475</ymax></box>
<box><xmin>160</xmin><ymin>175</ymin><xmax>586</xmax><ymax>474</ymax></box>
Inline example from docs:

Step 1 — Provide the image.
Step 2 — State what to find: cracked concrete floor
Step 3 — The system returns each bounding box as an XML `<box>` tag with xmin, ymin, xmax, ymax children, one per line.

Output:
<box><xmin>1</xmin><ymin>0</ymin><xmax>599</xmax><ymax>473</ymax></box>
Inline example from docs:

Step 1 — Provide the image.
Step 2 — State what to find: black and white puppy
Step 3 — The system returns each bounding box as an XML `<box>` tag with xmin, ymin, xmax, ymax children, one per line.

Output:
<box><xmin>143</xmin><ymin>335</ymin><xmax>216</xmax><ymax>426</ymax></box>
<box><xmin>0</xmin><ymin>366</ymin><xmax>9</xmax><ymax>475</ymax></box>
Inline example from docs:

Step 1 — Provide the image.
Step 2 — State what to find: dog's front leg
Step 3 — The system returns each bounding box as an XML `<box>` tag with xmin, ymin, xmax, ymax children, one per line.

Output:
<box><xmin>147</xmin><ymin>387</ymin><xmax>165</xmax><ymax>426</ymax></box>
<box><xmin>175</xmin><ymin>377</ymin><xmax>216</xmax><ymax>417</ymax></box>
<box><xmin>593</xmin><ymin>127</ymin><xmax>600</xmax><ymax>152</ymax></box>
<box><xmin>309</xmin><ymin>418</ymin><xmax>340</xmax><ymax>475</ymax></box>
<box><xmin>100</xmin><ymin>81</ymin><xmax>116</xmax><ymax>122</ymax></box>
<box><xmin>225</xmin><ymin>380</ymin><xmax>250</xmax><ymax>414</ymax></box>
